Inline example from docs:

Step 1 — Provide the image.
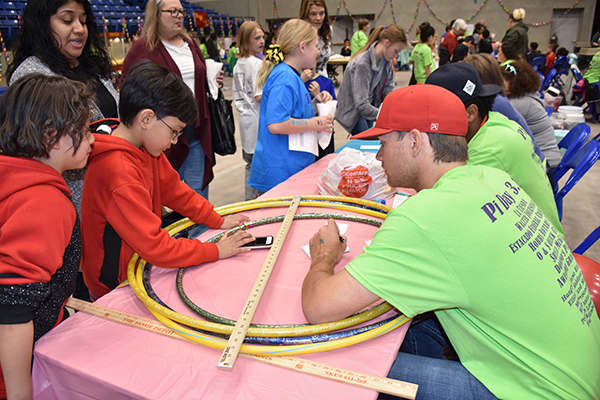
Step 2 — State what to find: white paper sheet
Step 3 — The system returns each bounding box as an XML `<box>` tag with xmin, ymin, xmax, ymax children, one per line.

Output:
<box><xmin>316</xmin><ymin>100</ymin><xmax>337</xmax><ymax>150</ymax></box>
<box><xmin>205</xmin><ymin>59</ymin><xmax>223</xmax><ymax>100</ymax></box>
<box><xmin>301</xmin><ymin>224</ymin><xmax>349</xmax><ymax>259</ymax></box>
<box><xmin>289</xmin><ymin>129</ymin><xmax>319</xmax><ymax>156</ymax></box>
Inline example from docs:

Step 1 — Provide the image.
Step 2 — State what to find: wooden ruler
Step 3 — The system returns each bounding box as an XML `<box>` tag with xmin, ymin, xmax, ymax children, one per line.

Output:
<box><xmin>66</xmin><ymin>298</ymin><xmax>418</xmax><ymax>399</ymax></box>
<box><xmin>218</xmin><ymin>196</ymin><xmax>301</xmax><ymax>370</ymax></box>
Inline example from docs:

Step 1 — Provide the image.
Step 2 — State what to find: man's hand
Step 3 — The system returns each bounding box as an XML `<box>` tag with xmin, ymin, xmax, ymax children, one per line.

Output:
<box><xmin>220</xmin><ymin>214</ymin><xmax>250</xmax><ymax>229</ymax></box>
<box><xmin>309</xmin><ymin>219</ymin><xmax>347</xmax><ymax>264</ymax></box>
<box><xmin>216</xmin><ymin>230</ymin><xmax>254</xmax><ymax>259</ymax></box>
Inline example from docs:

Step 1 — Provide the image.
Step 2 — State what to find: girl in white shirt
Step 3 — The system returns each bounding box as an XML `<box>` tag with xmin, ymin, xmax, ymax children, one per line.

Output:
<box><xmin>233</xmin><ymin>21</ymin><xmax>265</xmax><ymax>200</ymax></box>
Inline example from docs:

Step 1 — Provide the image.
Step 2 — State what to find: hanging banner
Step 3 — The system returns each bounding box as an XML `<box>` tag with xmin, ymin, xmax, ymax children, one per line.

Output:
<box><xmin>194</xmin><ymin>11</ymin><xmax>209</xmax><ymax>28</ymax></box>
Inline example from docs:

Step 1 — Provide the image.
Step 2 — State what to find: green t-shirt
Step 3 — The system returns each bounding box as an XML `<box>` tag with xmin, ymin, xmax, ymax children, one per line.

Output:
<box><xmin>351</xmin><ymin>30</ymin><xmax>368</xmax><ymax>56</ymax></box>
<box><xmin>409</xmin><ymin>42</ymin><xmax>434</xmax><ymax>83</ymax></box>
<box><xmin>199</xmin><ymin>43</ymin><xmax>209</xmax><ymax>60</ymax></box>
<box><xmin>583</xmin><ymin>51</ymin><xmax>600</xmax><ymax>83</ymax></box>
<box><xmin>346</xmin><ymin>164</ymin><xmax>600</xmax><ymax>399</ymax></box>
<box><xmin>469</xmin><ymin>112</ymin><xmax>563</xmax><ymax>235</ymax></box>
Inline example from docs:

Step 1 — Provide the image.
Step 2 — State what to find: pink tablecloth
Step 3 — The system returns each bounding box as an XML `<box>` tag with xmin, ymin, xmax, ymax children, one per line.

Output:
<box><xmin>32</xmin><ymin>155</ymin><xmax>408</xmax><ymax>400</ymax></box>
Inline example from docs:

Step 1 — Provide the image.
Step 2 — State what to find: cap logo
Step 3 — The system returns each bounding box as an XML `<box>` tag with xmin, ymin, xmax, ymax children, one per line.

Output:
<box><xmin>430</xmin><ymin>123</ymin><xmax>439</xmax><ymax>131</ymax></box>
<box><xmin>463</xmin><ymin>80</ymin><xmax>476</xmax><ymax>96</ymax></box>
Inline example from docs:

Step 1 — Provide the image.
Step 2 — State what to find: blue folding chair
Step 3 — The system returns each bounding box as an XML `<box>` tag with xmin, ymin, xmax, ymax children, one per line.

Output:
<box><xmin>548</xmin><ymin>56</ymin><xmax>570</xmax><ymax>89</ymax></box>
<box><xmin>574</xmin><ymin>225</ymin><xmax>600</xmax><ymax>255</ymax></box>
<box><xmin>530</xmin><ymin>56</ymin><xmax>546</xmax><ymax>72</ymax></box>
<box><xmin>571</xmin><ymin>66</ymin><xmax>583</xmax><ymax>82</ymax></box>
<box><xmin>553</xmin><ymin>140</ymin><xmax>600</xmax><ymax>220</ymax></box>
<box><xmin>552</xmin><ymin>123</ymin><xmax>591</xmax><ymax>176</ymax></box>
<box><xmin>539</xmin><ymin>68</ymin><xmax>557</xmax><ymax>95</ymax></box>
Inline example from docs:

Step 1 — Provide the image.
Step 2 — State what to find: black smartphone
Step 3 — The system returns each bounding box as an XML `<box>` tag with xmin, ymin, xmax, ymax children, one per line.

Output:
<box><xmin>241</xmin><ymin>236</ymin><xmax>274</xmax><ymax>249</ymax></box>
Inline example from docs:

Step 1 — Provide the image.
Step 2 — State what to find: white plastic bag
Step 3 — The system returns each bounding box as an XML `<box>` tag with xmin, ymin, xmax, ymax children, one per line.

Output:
<box><xmin>317</xmin><ymin>147</ymin><xmax>394</xmax><ymax>201</ymax></box>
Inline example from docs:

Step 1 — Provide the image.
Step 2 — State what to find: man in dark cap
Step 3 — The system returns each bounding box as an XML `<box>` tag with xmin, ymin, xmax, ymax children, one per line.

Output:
<box><xmin>426</xmin><ymin>62</ymin><xmax>561</xmax><ymax>234</ymax></box>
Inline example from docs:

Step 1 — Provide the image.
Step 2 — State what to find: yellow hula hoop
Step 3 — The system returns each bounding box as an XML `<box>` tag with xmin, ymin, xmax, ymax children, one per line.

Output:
<box><xmin>127</xmin><ymin>195</ymin><xmax>409</xmax><ymax>354</ymax></box>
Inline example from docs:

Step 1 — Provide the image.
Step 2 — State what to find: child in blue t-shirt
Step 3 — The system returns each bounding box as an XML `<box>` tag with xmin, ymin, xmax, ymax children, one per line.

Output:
<box><xmin>249</xmin><ymin>19</ymin><xmax>334</xmax><ymax>194</ymax></box>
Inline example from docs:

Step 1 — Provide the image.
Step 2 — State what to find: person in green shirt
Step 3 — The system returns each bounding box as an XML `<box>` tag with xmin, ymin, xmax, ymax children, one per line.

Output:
<box><xmin>350</xmin><ymin>18</ymin><xmax>369</xmax><ymax>55</ymax></box>
<box><xmin>426</xmin><ymin>62</ymin><xmax>563</xmax><ymax>235</ymax></box>
<box><xmin>409</xmin><ymin>24</ymin><xmax>435</xmax><ymax>84</ymax></box>
<box><xmin>227</xmin><ymin>41</ymin><xmax>239</xmax><ymax>75</ymax></box>
<box><xmin>198</xmin><ymin>35</ymin><xmax>209</xmax><ymax>60</ymax></box>
<box><xmin>583</xmin><ymin>50</ymin><xmax>600</xmax><ymax>84</ymax></box>
<box><xmin>301</xmin><ymin>84</ymin><xmax>600</xmax><ymax>399</ymax></box>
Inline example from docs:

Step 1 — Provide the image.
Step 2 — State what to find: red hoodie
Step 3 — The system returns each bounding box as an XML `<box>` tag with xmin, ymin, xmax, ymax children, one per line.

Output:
<box><xmin>81</xmin><ymin>134</ymin><xmax>224</xmax><ymax>299</ymax></box>
<box><xmin>0</xmin><ymin>156</ymin><xmax>75</xmax><ymax>285</ymax></box>
<box><xmin>0</xmin><ymin>155</ymin><xmax>76</xmax><ymax>398</ymax></box>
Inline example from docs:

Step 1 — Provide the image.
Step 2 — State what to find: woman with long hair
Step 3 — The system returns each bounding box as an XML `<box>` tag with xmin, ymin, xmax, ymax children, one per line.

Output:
<box><xmin>337</xmin><ymin>25</ymin><xmax>406</xmax><ymax>135</ymax></box>
<box><xmin>8</xmin><ymin>0</ymin><xmax>118</xmax><ymax>122</ymax></box>
<box><xmin>298</xmin><ymin>0</ymin><xmax>331</xmax><ymax>77</ymax></box>
<box><xmin>121</xmin><ymin>0</ymin><xmax>217</xmax><ymax>221</ymax></box>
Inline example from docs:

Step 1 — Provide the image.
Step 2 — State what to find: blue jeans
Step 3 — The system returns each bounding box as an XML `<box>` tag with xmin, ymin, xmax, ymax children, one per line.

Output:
<box><xmin>379</xmin><ymin>353</ymin><xmax>499</xmax><ymax>400</ymax></box>
<box><xmin>378</xmin><ymin>316</ymin><xmax>499</xmax><ymax>400</ymax></box>
<box><xmin>178</xmin><ymin>139</ymin><xmax>209</xmax><ymax>239</ymax></box>
<box><xmin>351</xmin><ymin>117</ymin><xmax>374</xmax><ymax>135</ymax></box>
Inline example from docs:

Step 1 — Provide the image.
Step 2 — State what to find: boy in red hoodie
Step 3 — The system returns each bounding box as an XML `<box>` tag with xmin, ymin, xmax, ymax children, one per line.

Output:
<box><xmin>0</xmin><ymin>74</ymin><xmax>95</xmax><ymax>400</ymax></box>
<box><xmin>81</xmin><ymin>60</ymin><xmax>254</xmax><ymax>300</ymax></box>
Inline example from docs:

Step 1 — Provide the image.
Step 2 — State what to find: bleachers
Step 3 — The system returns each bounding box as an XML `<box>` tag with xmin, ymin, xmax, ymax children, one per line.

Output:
<box><xmin>0</xmin><ymin>0</ymin><xmax>243</xmax><ymax>47</ymax></box>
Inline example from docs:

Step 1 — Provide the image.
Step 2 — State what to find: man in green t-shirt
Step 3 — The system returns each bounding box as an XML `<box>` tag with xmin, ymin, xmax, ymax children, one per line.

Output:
<box><xmin>302</xmin><ymin>84</ymin><xmax>600</xmax><ymax>399</ymax></box>
<box><xmin>426</xmin><ymin>62</ymin><xmax>563</xmax><ymax>235</ymax></box>
<box><xmin>350</xmin><ymin>18</ymin><xmax>369</xmax><ymax>55</ymax></box>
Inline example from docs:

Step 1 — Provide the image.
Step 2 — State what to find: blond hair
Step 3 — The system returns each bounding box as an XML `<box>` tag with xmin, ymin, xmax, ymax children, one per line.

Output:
<box><xmin>237</xmin><ymin>21</ymin><xmax>264</xmax><ymax>58</ymax></box>
<box><xmin>143</xmin><ymin>0</ymin><xmax>190</xmax><ymax>51</ymax></box>
<box><xmin>352</xmin><ymin>24</ymin><xmax>406</xmax><ymax>59</ymax></box>
<box><xmin>511</xmin><ymin>8</ymin><xmax>526</xmax><ymax>22</ymax></box>
<box><xmin>257</xmin><ymin>19</ymin><xmax>316</xmax><ymax>88</ymax></box>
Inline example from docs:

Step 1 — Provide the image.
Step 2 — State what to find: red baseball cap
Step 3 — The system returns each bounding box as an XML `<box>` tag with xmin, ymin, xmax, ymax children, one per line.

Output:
<box><xmin>352</xmin><ymin>84</ymin><xmax>468</xmax><ymax>140</ymax></box>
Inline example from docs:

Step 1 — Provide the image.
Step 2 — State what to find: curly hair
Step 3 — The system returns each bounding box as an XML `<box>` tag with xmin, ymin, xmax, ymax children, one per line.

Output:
<box><xmin>298</xmin><ymin>0</ymin><xmax>331</xmax><ymax>46</ymax></box>
<box><xmin>8</xmin><ymin>0</ymin><xmax>112</xmax><ymax>81</ymax></box>
<box><xmin>501</xmin><ymin>59</ymin><xmax>540</xmax><ymax>98</ymax></box>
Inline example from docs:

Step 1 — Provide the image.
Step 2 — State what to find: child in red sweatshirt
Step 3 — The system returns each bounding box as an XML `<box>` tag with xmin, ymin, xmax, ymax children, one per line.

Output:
<box><xmin>81</xmin><ymin>60</ymin><xmax>254</xmax><ymax>300</ymax></box>
<box><xmin>0</xmin><ymin>74</ymin><xmax>95</xmax><ymax>400</ymax></box>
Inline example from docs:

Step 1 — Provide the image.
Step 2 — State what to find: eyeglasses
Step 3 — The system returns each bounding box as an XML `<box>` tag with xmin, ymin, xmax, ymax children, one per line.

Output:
<box><xmin>161</xmin><ymin>8</ymin><xmax>187</xmax><ymax>17</ymax></box>
<box><xmin>156</xmin><ymin>115</ymin><xmax>185</xmax><ymax>140</ymax></box>
<box><xmin>503</xmin><ymin>63</ymin><xmax>517</xmax><ymax>75</ymax></box>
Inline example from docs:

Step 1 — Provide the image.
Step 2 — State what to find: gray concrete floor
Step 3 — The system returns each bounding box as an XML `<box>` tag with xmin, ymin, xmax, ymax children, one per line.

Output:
<box><xmin>210</xmin><ymin>69</ymin><xmax>600</xmax><ymax>262</ymax></box>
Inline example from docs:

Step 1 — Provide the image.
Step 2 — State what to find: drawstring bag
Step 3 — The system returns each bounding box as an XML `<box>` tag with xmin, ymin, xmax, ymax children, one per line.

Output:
<box><xmin>208</xmin><ymin>88</ymin><xmax>236</xmax><ymax>156</ymax></box>
<box><xmin>317</xmin><ymin>147</ymin><xmax>394</xmax><ymax>201</ymax></box>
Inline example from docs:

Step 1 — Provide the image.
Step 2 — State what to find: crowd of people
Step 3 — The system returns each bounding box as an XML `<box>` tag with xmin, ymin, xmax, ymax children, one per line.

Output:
<box><xmin>1</xmin><ymin>0</ymin><xmax>600</xmax><ymax>399</ymax></box>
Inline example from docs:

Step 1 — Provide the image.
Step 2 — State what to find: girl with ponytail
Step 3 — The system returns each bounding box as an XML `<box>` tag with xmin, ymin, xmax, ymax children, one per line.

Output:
<box><xmin>337</xmin><ymin>25</ymin><xmax>406</xmax><ymax>135</ymax></box>
<box><xmin>249</xmin><ymin>19</ymin><xmax>333</xmax><ymax>194</ymax></box>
